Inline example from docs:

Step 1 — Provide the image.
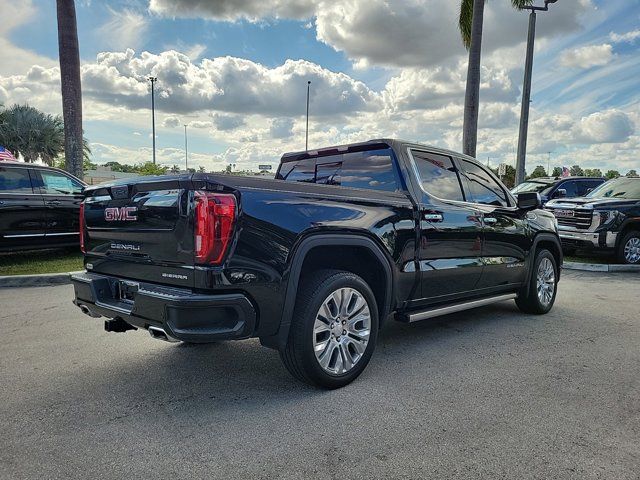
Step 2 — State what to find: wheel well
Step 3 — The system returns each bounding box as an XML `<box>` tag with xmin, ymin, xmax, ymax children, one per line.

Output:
<box><xmin>536</xmin><ymin>238</ymin><xmax>562</xmax><ymax>268</ymax></box>
<box><xmin>617</xmin><ymin>223</ymin><xmax>640</xmax><ymax>247</ymax></box>
<box><xmin>298</xmin><ymin>245</ymin><xmax>389</xmax><ymax>321</ymax></box>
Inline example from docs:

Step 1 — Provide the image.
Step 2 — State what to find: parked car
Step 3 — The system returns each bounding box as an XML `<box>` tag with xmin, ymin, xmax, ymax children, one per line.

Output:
<box><xmin>71</xmin><ymin>139</ymin><xmax>562</xmax><ymax>388</ymax></box>
<box><xmin>546</xmin><ymin>177</ymin><xmax>640</xmax><ymax>264</ymax></box>
<box><xmin>0</xmin><ymin>162</ymin><xmax>86</xmax><ymax>252</ymax></box>
<box><xmin>511</xmin><ymin>176</ymin><xmax>605</xmax><ymax>205</ymax></box>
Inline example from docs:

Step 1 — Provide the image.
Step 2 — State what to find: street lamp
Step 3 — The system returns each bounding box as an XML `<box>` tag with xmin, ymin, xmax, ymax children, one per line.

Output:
<box><xmin>148</xmin><ymin>76</ymin><xmax>158</xmax><ymax>164</ymax></box>
<box><xmin>515</xmin><ymin>0</ymin><xmax>557</xmax><ymax>186</ymax></box>
<box><xmin>305</xmin><ymin>80</ymin><xmax>311</xmax><ymax>151</ymax></box>
<box><xmin>183</xmin><ymin>124</ymin><xmax>188</xmax><ymax>171</ymax></box>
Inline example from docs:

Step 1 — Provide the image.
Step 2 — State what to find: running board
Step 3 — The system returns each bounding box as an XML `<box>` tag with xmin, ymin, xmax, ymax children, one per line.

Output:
<box><xmin>401</xmin><ymin>293</ymin><xmax>518</xmax><ymax>323</ymax></box>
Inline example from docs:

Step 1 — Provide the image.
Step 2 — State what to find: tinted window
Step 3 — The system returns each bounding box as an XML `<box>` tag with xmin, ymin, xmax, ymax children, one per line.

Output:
<box><xmin>559</xmin><ymin>181</ymin><xmax>577</xmax><ymax>197</ymax></box>
<box><xmin>276</xmin><ymin>148</ymin><xmax>399</xmax><ymax>192</ymax></box>
<box><xmin>411</xmin><ymin>150</ymin><xmax>464</xmax><ymax>201</ymax></box>
<box><xmin>460</xmin><ymin>160</ymin><xmax>508</xmax><ymax>207</ymax></box>
<box><xmin>0</xmin><ymin>167</ymin><xmax>33</xmax><ymax>193</ymax></box>
<box><xmin>587</xmin><ymin>178</ymin><xmax>640</xmax><ymax>199</ymax></box>
<box><xmin>577</xmin><ymin>180</ymin><xmax>603</xmax><ymax>196</ymax></box>
<box><xmin>39</xmin><ymin>170</ymin><xmax>83</xmax><ymax>195</ymax></box>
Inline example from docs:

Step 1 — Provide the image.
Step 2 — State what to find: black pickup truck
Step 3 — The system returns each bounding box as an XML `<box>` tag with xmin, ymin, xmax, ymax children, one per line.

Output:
<box><xmin>546</xmin><ymin>177</ymin><xmax>640</xmax><ymax>264</ymax></box>
<box><xmin>72</xmin><ymin>139</ymin><xmax>562</xmax><ymax>388</ymax></box>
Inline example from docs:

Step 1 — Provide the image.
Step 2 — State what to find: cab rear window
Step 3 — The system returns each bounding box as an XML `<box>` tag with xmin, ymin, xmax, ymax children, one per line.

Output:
<box><xmin>276</xmin><ymin>148</ymin><xmax>400</xmax><ymax>192</ymax></box>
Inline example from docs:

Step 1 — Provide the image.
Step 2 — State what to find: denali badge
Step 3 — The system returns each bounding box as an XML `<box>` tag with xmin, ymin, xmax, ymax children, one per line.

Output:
<box><xmin>110</xmin><ymin>243</ymin><xmax>140</xmax><ymax>251</ymax></box>
<box><xmin>105</xmin><ymin>206</ymin><xmax>137</xmax><ymax>221</ymax></box>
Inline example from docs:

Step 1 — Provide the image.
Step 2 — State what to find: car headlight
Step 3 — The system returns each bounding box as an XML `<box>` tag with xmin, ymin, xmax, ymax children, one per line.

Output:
<box><xmin>597</xmin><ymin>210</ymin><xmax>619</xmax><ymax>225</ymax></box>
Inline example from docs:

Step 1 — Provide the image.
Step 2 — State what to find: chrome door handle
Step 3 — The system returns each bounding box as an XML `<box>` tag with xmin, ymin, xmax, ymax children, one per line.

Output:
<box><xmin>424</xmin><ymin>213</ymin><xmax>443</xmax><ymax>222</ymax></box>
<box><xmin>483</xmin><ymin>217</ymin><xmax>498</xmax><ymax>224</ymax></box>
<box><xmin>46</xmin><ymin>200</ymin><xmax>61</xmax><ymax>206</ymax></box>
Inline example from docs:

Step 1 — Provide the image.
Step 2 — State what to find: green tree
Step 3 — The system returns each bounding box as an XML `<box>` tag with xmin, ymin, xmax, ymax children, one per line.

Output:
<box><xmin>627</xmin><ymin>169</ymin><xmax>639</xmax><ymax>178</ymax></box>
<box><xmin>56</xmin><ymin>0</ymin><xmax>84</xmax><ymax>178</ymax></box>
<box><xmin>198</xmin><ymin>166</ymin><xmax>206</xmax><ymax>173</ymax></box>
<box><xmin>0</xmin><ymin>104</ymin><xmax>64</xmax><ymax>164</ymax></box>
<box><xmin>170</xmin><ymin>164</ymin><xmax>180</xmax><ymax>174</ymax></box>
<box><xmin>137</xmin><ymin>162</ymin><xmax>168</xmax><ymax>176</ymax></box>
<box><xmin>528</xmin><ymin>165</ymin><xmax>547</xmax><ymax>179</ymax></box>
<box><xmin>459</xmin><ymin>0</ymin><xmax>533</xmax><ymax>157</ymax></box>
<box><xmin>605</xmin><ymin>170</ymin><xmax>620</xmax><ymax>179</ymax></box>
<box><xmin>584</xmin><ymin>168</ymin><xmax>602</xmax><ymax>177</ymax></box>
<box><xmin>551</xmin><ymin>167</ymin><xmax>562</xmax><ymax>177</ymax></box>
<box><xmin>569</xmin><ymin>165</ymin><xmax>584</xmax><ymax>176</ymax></box>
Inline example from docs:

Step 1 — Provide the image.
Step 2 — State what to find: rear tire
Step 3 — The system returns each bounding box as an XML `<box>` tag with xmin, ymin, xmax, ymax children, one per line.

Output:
<box><xmin>516</xmin><ymin>249</ymin><xmax>558</xmax><ymax>315</ymax></box>
<box><xmin>280</xmin><ymin>269</ymin><xmax>378</xmax><ymax>389</ymax></box>
<box><xmin>617</xmin><ymin>231</ymin><xmax>640</xmax><ymax>264</ymax></box>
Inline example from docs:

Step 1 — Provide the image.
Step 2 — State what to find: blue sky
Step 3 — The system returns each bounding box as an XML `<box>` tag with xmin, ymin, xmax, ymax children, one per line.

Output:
<box><xmin>0</xmin><ymin>0</ymin><xmax>638</xmax><ymax>173</ymax></box>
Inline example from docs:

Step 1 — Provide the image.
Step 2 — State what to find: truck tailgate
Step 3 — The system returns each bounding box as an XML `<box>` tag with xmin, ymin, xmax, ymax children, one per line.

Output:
<box><xmin>83</xmin><ymin>176</ymin><xmax>195</xmax><ymax>288</ymax></box>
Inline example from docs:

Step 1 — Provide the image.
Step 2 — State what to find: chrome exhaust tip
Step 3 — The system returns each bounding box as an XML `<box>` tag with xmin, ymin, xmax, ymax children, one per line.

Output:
<box><xmin>148</xmin><ymin>326</ymin><xmax>180</xmax><ymax>343</ymax></box>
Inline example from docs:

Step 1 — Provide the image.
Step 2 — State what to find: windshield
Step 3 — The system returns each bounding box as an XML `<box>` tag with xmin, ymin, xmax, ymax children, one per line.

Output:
<box><xmin>512</xmin><ymin>181</ymin><xmax>551</xmax><ymax>194</ymax></box>
<box><xmin>586</xmin><ymin>178</ymin><xmax>640</xmax><ymax>199</ymax></box>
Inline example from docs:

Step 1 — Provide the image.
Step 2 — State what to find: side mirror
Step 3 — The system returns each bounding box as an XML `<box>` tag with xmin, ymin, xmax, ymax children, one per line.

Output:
<box><xmin>554</xmin><ymin>188</ymin><xmax>567</xmax><ymax>198</ymax></box>
<box><xmin>517</xmin><ymin>192</ymin><xmax>541</xmax><ymax>211</ymax></box>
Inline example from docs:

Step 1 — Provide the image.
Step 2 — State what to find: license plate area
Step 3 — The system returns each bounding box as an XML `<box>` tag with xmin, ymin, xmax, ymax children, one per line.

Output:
<box><xmin>118</xmin><ymin>280</ymin><xmax>139</xmax><ymax>304</ymax></box>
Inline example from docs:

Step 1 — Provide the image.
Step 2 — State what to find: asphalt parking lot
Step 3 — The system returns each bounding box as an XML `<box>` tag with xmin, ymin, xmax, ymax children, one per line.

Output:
<box><xmin>1</xmin><ymin>270</ymin><xmax>638</xmax><ymax>479</ymax></box>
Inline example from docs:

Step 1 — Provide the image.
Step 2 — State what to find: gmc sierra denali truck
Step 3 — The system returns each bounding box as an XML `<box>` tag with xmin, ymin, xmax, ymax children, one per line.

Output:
<box><xmin>546</xmin><ymin>176</ymin><xmax>640</xmax><ymax>264</ymax></box>
<box><xmin>71</xmin><ymin>139</ymin><xmax>562</xmax><ymax>388</ymax></box>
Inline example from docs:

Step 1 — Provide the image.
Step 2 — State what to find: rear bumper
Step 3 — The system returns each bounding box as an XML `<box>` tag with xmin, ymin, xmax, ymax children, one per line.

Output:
<box><xmin>558</xmin><ymin>229</ymin><xmax>617</xmax><ymax>250</ymax></box>
<box><xmin>71</xmin><ymin>272</ymin><xmax>256</xmax><ymax>342</ymax></box>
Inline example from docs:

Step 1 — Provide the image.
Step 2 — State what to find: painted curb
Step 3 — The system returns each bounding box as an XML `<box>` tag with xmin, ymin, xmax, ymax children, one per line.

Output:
<box><xmin>0</xmin><ymin>271</ymin><xmax>83</xmax><ymax>288</ymax></box>
<box><xmin>563</xmin><ymin>262</ymin><xmax>640</xmax><ymax>273</ymax></box>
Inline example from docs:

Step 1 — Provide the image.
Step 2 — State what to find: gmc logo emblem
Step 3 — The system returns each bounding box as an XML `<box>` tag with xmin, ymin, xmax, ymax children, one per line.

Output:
<box><xmin>105</xmin><ymin>206</ymin><xmax>138</xmax><ymax>221</ymax></box>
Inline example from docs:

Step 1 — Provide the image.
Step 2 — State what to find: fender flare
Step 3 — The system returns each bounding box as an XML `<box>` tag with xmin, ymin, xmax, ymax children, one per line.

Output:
<box><xmin>264</xmin><ymin>233</ymin><xmax>394</xmax><ymax>351</ymax></box>
<box><xmin>526</xmin><ymin>232</ymin><xmax>563</xmax><ymax>288</ymax></box>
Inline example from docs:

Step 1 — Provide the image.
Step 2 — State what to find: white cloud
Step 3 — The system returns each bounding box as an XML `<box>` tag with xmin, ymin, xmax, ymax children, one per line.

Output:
<box><xmin>609</xmin><ymin>29</ymin><xmax>640</xmax><ymax>43</ymax></box>
<box><xmin>97</xmin><ymin>8</ymin><xmax>149</xmax><ymax>51</ymax></box>
<box><xmin>149</xmin><ymin>0</ymin><xmax>592</xmax><ymax>68</ymax></box>
<box><xmin>148</xmin><ymin>0</ymin><xmax>316</xmax><ymax>21</ymax></box>
<box><xmin>575</xmin><ymin>110</ymin><xmax>635</xmax><ymax>144</ymax></box>
<box><xmin>269</xmin><ymin>118</ymin><xmax>294</xmax><ymax>138</ymax></box>
<box><xmin>162</xmin><ymin>115</ymin><xmax>181</xmax><ymax>128</ymax></box>
<box><xmin>559</xmin><ymin>44</ymin><xmax>613</xmax><ymax>69</ymax></box>
<box><xmin>212</xmin><ymin>113</ymin><xmax>246</xmax><ymax>131</ymax></box>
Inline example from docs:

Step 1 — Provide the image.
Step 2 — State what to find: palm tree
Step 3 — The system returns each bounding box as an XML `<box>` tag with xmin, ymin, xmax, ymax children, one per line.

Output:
<box><xmin>0</xmin><ymin>104</ymin><xmax>90</xmax><ymax>166</ymax></box>
<box><xmin>56</xmin><ymin>0</ymin><xmax>84</xmax><ymax>179</ymax></box>
<box><xmin>0</xmin><ymin>105</ymin><xmax>65</xmax><ymax>164</ymax></box>
<box><xmin>460</xmin><ymin>0</ymin><xmax>532</xmax><ymax>158</ymax></box>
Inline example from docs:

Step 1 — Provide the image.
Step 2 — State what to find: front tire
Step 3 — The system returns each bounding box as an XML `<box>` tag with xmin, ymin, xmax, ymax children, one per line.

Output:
<box><xmin>516</xmin><ymin>249</ymin><xmax>558</xmax><ymax>314</ymax></box>
<box><xmin>617</xmin><ymin>231</ymin><xmax>640</xmax><ymax>264</ymax></box>
<box><xmin>280</xmin><ymin>269</ymin><xmax>379</xmax><ymax>389</ymax></box>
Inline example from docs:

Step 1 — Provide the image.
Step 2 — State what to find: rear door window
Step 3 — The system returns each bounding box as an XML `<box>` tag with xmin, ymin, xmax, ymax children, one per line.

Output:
<box><xmin>276</xmin><ymin>148</ymin><xmax>400</xmax><ymax>192</ymax></box>
<box><xmin>0</xmin><ymin>166</ymin><xmax>34</xmax><ymax>193</ymax></box>
<box><xmin>410</xmin><ymin>150</ymin><xmax>464</xmax><ymax>201</ymax></box>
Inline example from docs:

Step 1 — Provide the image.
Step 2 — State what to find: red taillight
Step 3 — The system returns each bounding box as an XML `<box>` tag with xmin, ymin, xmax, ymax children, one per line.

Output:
<box><xmin>194</xmin><ymin>191</ymin><xmax>237</xmax><ymax>265</ymax></box>
<box><xmin>79</xmin><ymin>202</ymin><xmax>86</xmax><ymax>253</ymax></box>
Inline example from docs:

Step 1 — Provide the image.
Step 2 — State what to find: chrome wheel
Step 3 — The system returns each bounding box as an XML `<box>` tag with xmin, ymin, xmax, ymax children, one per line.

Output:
<box><xmin>624</xmin><ymin>237</ymin><xmax>640</xmax><ymax>264</ymax></box>
<box><xmin>313</xmin><ymin>287</ymin><xmax>371</xmax><ymax>375</ymax></box>
<box><xmin>536</xmin><ymin>257</ymin><xmax>555</xmax><ymax>307</ymax></box>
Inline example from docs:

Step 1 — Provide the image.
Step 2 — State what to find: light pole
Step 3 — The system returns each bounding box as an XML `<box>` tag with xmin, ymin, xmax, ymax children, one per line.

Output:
<box><xmin>515</xmin><ymin>0</ymin><xmax>557</xmax><ymax>186</ymax></box>
<box><xmin>184</xmin><ymin>124</ymin><xmax>188</xmax><ymax>171</ymax></box>
<box><xmin>305</xmin><ymin>80</ymin><xmax>311</xmax><ymax>151</ymax></box>
<box><xmin>148</xmin><ymin>76</ymin><xmax>158</xmax><ymax>164</ymax></box>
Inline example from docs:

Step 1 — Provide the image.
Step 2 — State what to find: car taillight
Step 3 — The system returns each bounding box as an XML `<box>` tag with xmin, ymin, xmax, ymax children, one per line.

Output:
<box><xmin>194</xmin><ymin>191</ymin><xmax>237</xmax><ymax>265</ymax></box>
<box><xmin>79</xmin><ymin>202</ymin><xmax>86</xmax><ymax>253</ymax></box>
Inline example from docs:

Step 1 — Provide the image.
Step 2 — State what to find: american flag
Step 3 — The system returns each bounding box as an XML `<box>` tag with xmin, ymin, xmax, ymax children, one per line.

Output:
<box><xmin>561</xmin><ymin>166</ymin><xmax>570</xmax><ymax>178</ymax></box>
<box><xmin>0</xmin><ymin>146</ymin><xmax>17</xmax><ymax>161</ymax></box>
